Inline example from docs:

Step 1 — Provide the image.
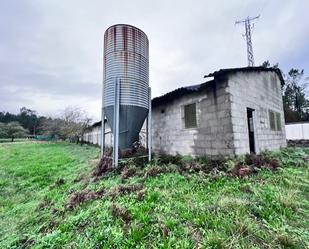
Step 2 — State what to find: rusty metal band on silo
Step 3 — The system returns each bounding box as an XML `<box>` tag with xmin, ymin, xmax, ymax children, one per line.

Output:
<box><xmin>103</xmin><ymin>24</ymin><xmax>149</xmax><ymax>109</ymax></box>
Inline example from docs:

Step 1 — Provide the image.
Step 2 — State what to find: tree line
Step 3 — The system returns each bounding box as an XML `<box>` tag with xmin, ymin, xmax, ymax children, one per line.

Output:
<box><xmin>0</xmin><ymin>107</ymin><xmax>91</xmax><ymax>142</ymax></box>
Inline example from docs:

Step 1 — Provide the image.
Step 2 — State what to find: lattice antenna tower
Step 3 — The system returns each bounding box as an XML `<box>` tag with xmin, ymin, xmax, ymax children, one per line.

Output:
<box><xmin>236</xmin><ymin>15</ymin><xmax>260</xmax><ymax>67</ymax></box>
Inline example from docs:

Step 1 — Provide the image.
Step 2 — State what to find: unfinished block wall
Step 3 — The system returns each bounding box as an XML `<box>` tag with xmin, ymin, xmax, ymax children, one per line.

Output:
<box><xmin>227</xmin><ymin>71</ymin><xmax>287</xmax><ymax>154</ymax></box>
<box><xmin>151</xmin><ymin>81</ymin><xmax>235</xmax><ymax>156</ymax></box>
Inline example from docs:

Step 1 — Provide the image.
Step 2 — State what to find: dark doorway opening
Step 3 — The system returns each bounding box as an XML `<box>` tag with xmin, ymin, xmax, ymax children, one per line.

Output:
<box><xmin>247</xmin><ymin>108</ymin><xmax>255</xmax><ymax>153</ymax></box>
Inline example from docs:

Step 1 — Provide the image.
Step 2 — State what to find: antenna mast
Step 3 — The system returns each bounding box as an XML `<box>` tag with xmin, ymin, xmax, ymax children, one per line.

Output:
<box><xmin>236</xmin><ymin>15</ymin><xmax>260</xmax><ymax>67</ymax></box>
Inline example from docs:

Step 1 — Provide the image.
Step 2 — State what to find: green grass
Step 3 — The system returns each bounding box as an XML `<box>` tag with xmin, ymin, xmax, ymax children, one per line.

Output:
<box><xmin>0</xmin><ymin>138</ymin><xmax>28</xmax><ymax>143</ymax></box>
<box><xmin>0</xmin><ymin>142</ymin><xmax>308</xmax><ymax>248</ymax></box>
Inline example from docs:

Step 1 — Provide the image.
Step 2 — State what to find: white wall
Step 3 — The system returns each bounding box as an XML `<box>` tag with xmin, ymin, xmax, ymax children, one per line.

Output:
<box><xmin>83</xmin><ymin>125</ymin><xmax>112</xmax><ymax>146</ymax></box>
<box><xmin>285</xmin><ymin>123</ymin><xmax>309</xmax><ymax>140</ymax></box>
<box><xmin>83</xmin><ymin>122</ymin><xmax>147</xmax><ymax>147</ymax></box>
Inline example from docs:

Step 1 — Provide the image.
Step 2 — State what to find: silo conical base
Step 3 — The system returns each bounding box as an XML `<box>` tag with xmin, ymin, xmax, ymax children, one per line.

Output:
<box><xmin>104</xmin><ymin>105</ymin><xmax>148</xmax><ymax>149</ymax></box>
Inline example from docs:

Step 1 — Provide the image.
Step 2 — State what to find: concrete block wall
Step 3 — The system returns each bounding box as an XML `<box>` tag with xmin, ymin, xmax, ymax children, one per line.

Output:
<box><xmin>151</xmin><ymin>81</ymin><xmax>235</xmax><ymax>156</ymax></box>
<box><xmin>151</xmin><ymin>95</ymin><xmax>199</xmax><ymax>155</ymax></box>
<box><xmin>227</xmin><ymin>71</ymin><xmax>287</xmax><ymax>154</ymax></box>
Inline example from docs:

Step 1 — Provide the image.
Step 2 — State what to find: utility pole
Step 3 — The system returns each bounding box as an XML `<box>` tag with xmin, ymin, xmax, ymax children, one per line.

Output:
<box><xmin>235</xmin><ymin>15</ymin><xmax>260</xmax><ymax>67</ymax></box>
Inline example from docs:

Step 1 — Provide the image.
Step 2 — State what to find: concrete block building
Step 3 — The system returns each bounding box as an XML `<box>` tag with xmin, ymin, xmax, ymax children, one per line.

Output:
<box><xmin>84</xmin><ymin>67</ymin><xmax>287</xmax><ymax>156</ymax></box>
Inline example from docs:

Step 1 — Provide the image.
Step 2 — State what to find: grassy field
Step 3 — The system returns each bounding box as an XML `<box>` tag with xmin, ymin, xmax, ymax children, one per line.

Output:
<box><xmin>0</xmin><ymin>138</ymin><xmax>28</xmax><ymax>143</ymax></box>
<box><xmin>0</xmin><ymin>142</ymin><xmax>308</xmax><ymax>248</ymax></box>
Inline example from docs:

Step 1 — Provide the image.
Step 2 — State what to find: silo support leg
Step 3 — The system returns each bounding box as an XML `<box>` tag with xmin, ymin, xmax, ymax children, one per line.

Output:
<box><xmin>113</xmin><ymin>80</ymin><xmax>120</xmax><ymax>167</ymax></box>
<box><xmin>148</xmin><ymin>87</ymin><xmax>152</xmax><ymax>162</ymax></box>
<box><xmin>100</xmin><ymin>109</ymin><xmax>105</xmax><ymax>159</ymax></box>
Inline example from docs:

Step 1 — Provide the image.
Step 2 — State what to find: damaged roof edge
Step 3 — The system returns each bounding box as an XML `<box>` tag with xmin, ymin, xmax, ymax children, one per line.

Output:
<box><xmin>151</xmin><ymin>79</ymin><xmax>215</xmax><ymax>108</ymax></box>
<box><xmin>204</xmin><ymin>66</ymin><xmax>285</xmax><ymax>86</ymax></box>
<box><xmin>152</xmin><ymin>67</ymin><xmax>285</xmax><ymax>109</ymax></box>
<box><xmin>91</xmin><ymin>119</ymin><xmax>107</xmax><ymax>127</ymax></box>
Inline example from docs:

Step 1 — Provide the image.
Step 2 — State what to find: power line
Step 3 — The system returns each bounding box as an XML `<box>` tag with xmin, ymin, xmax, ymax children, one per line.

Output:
<box><xmin>259</xmin><ymin>0</ymin><xmax>271</xmax><ymax>16</ymax></box>
<box><xmin>235</xmin><ymin>15</ymin><xmax>260</xmax><ymax>67</ymax></box>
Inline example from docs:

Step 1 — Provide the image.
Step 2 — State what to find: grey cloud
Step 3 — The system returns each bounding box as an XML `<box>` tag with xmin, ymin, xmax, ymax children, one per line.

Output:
<box><xmin>0</xmin><ymin>0</ymin><xmax>308</xmax><ymax>119</ymax></box>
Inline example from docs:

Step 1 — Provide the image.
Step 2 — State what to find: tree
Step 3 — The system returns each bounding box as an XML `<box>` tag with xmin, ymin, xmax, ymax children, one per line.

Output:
<box><xmin>261</xmin><ymin>61</ymin><xmax>309</xmax><ymax>122</ymax></box>
<box><xmin>40</xmin><ymin>107</ymin><xmax>91</xmax><ymax>143</ymax></box>
<box><xmin>261</xmin><ymin>60</ymin><xmax>278</xmax><ymax>69</ymax></box>
<box><xmin>0</xmin><ymin>122</ymin><xmax>8</xmax><ymax>138</ymax></box>
<box><xmin>0</xmin><ymin>107</ymin><xmax>43</xmax><ymax>135</ymax></box>
<box><xmin>0</xmin><ymin>111</ymin><xmax>18</xmax><ymax>123</ymax></box>
<box><xmin>60</xmin><ymin>107</ymin><xmax>91</xmax><ymax>143</ymax></box>
<box><xmin>261</xmin><ymin>60</ymin><xmax>271</xmax><ymax>68</ymax></box>
<box><xmin>283</xmin><ymin>69</ymin><xmax>309</xmax><ymax>122</ymax></box>
<box><xmin>19</xmin><ymin>107</ymin><xmax>38</xmax><ymax>135</ymax></box>
<box><xmin>40</xmin><ymin>117</ymin><xmax>64</xmax><ymax>139</ymax></box>
<box><xmin>5</xmin><ymin>122</ymin><xmax>28</xmax><ymax>142</ymax></box>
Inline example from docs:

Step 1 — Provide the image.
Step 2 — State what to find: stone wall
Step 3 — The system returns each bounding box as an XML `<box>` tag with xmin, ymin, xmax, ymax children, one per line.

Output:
<box><xmin>227</xmin><ymin>71</ymin><xmax>287</xmax><ymax>154</ymax></box>
<box><xmin>151</xmin><ymin>81</ymin><xmax>235</xmax><ymax>156</ymax></box>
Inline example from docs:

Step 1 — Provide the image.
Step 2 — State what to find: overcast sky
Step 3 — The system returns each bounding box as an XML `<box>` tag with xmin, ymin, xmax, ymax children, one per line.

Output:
<box><xmin>0</xmin><ymin>0</ymin><xmax>308</xmax><ymax>120</ymax></box>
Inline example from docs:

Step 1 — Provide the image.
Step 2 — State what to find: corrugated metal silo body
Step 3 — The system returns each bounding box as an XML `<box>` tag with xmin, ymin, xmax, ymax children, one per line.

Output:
<box><xmin>103</xmin><ymin>24</ymin><xmax>149</xmax><ymax>149</ymax></box>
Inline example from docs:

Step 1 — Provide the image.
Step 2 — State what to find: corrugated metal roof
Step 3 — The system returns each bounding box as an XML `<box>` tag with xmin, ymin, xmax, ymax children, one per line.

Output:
<box><xmin>152</xmin><ymin>80</ymin><xmax>215</xmax><ymax>108</ymax></box>
<box><xmin>204</xmin><ymin>66</ymin><xmax>285</xmax><ymax>86</ymax></box>
<box><xmin>152</xmin><ymin>67</ymin><xmax>285</xmax><ymax>108</ymax></box>
<box><xmin>92</xmin><ymin>119</ymin><xmax>108</xmax><ymax>127</ymax></box>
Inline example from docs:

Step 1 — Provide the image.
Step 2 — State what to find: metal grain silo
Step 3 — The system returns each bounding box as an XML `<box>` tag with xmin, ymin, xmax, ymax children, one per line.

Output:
<box><xmin>103</xmin><ymin>24</ymin><xmax>149</xmax><ymax>150</ymax></box>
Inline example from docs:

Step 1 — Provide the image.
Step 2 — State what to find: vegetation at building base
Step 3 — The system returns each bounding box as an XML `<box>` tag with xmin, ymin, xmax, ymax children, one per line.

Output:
<box><xmin>0</xmin><ymin>142</ymin><xmax>308</xmax><ymax>248</ymax></box>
